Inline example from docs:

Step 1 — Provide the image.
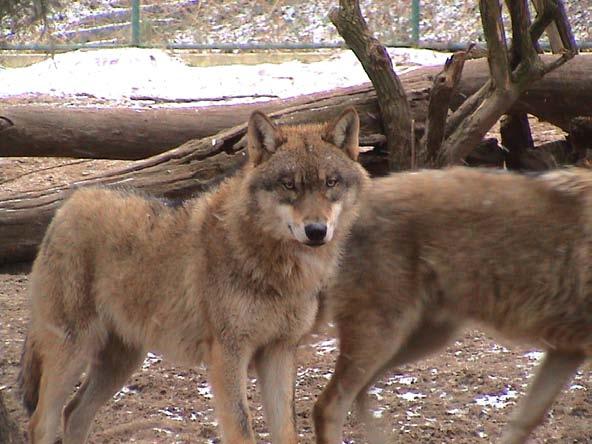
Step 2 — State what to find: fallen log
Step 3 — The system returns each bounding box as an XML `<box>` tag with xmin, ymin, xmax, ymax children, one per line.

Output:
<box><xmin>0</xmin><ymin>124</ymin><xmax>246</xmax><ymax>265</ymax></box>
<box><xmin>1</xmin><ymin>54</ymin><xmax>589</xmax><ymax>264</ymax></box>
<box><xmin>1</xmin><ymin>54</ymin><xmax>591</xmax><ymax>160</ymax></box>
<box><xmin>0</xmin><ymin>95</ymin><xmax>392</xmax><ymax>265</ymax></box>
<box><xmin>0</xmin><ymin>93</ymin><xmax>343</xmax><ymax>160</ymax></box>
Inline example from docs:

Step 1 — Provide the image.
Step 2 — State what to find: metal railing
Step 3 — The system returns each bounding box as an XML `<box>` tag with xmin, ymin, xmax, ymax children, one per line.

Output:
<box><xmin>0</xmin><ymin>0</ymin><xmax>590</xmax><ymax>52</ymax></box>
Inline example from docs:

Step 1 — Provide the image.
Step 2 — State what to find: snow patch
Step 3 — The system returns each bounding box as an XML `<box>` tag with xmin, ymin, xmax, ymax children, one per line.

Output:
<box><xmin>0</xmin><ymin>47</ymin><xmax>450</xmax><ymax>107</ymax></box>
<box><xmin>524</xmin><ymin>350</ymin><xmax>544</xmax><ymax>361</ymax></box>
<box><xmin>197</xmin><ymin>382</ymin><xmax>213</xmax><ymax>399</ymax></box>
<box><xmin>312</xmin><ymin>338</ymin><xmax>337</xmax><ymax>355</ymax></box>
<box><xmin>142</xmin><ymin>352</ymin><xmax>162</xmax><ymax>370</ymax></box>
<box><xmin>397</xmin><ymin>392</ymin><xmax>427</xmax><ymax>401</ymax></box>
<box><xmin>386</xmin><ymin>375</ymin><xmax>417</xmax><ymax>386</ymax></box>
<box><xmin>474</xmin><ymin>387</ymin><xmax>518</xmax><ymax>409</ymax></box>
<box><xmin>368</xmin><ymin>386</ymin><xmax>384</xmax><ymax>401</ymax></box>
<box><xmin>113</xmin><ymin>384</ymin><xmax>139</xmax><ymax>401</ymax></box>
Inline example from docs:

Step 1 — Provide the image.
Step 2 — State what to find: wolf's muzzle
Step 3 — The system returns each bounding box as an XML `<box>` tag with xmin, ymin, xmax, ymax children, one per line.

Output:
<box><xmin>304</xmin><ymin>223</ymin><xmax>328</xmax><ymax>246</ymax></box>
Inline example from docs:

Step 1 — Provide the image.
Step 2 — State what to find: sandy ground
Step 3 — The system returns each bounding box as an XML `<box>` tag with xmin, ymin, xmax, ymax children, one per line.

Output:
<box><xmin>1</xmin><ymin>117</ymin><xmax>591</xmax><ymax>443</ymax></box>
<box><xmin>1</xmin><ymin>261</ymin><xmax>591</xmax><ymax>443</ymax></box>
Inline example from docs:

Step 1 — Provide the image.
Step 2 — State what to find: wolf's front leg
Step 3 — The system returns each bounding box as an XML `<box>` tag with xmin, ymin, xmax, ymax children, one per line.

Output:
<box><xmin>255</xmin><ymin>342</ymin><xmax>299</xmax><ymax>444</ymax></box>
<box><xmin>208</xmin><ymin>339</ymin><xmax>256</xmax><ymax>444</ymax></box>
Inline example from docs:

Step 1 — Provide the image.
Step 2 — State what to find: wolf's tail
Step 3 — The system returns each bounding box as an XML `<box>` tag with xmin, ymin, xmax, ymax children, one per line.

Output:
<box><xmin>18</xmin><ymin>334</ymin><xmax>43</xmax><ymax>416</ymax></box>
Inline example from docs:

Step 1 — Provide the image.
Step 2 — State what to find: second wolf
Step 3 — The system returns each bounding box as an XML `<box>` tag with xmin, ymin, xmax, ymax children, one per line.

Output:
<box><xmin>19</xmin><ymin>108</ymin><xmax>369</xmax><ymax>444</ymax></box>
<box><xmin>314</xmin><ymin>167</ymin><xmax>592</xmax><ymax>444</ymax></box>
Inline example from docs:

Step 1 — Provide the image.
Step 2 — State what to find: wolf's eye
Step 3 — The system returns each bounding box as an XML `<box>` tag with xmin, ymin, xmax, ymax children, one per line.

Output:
<box><xmin>282</xmin><ymin>179</ymin><xmax>295</xmax><ymax>190</ymax></box>
<box><xmin>326</xmin><ymin>177</ymin><xmax>339</xmax><ymax>188</ymax></box>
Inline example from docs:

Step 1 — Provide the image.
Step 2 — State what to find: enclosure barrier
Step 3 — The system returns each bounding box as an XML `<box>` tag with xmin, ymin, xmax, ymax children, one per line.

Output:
<box><xmin>0</xmin><ymin>0</ymin><xmax>591</xmax><ymax>52</ymax></box>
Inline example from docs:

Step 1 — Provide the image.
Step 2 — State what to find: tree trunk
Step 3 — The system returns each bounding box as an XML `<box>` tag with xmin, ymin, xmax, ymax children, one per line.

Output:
<box><xmin>1</xmin><ymin>54</ymin><xmax>591</xmax><ymax>160</ymax></box>
<box><xmin>330</xmin><ymin>0</ymin><xmax>413</xmax><ymax>171</ymax></box>
<box><xmin>501</xmin><ymin>112</ymin><xmax>534</xmax><ymax>170</ymax></box>
<box><xmin>0</xmin><ymin>88</ymin><xmax>366</xmax><ymax>160</ymax></box>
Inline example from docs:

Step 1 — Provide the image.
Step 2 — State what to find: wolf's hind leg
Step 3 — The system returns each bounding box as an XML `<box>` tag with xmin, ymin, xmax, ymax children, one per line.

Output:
<box><xmin>29</xmin><ymin>342</ymin><xmax>86</xmax><ymax>444</ymax></box>
<box><xmin>499</xmin><ymin>349</ymin><xmax>584</xmax><ymax>444</ymax></box>
<box><xmin>255</xmin><ymin>342</ymin><xmax>298</xmax><ymax>444</ymax></box>
<box><xmin>62</xmin><ymin>333</ymin><xmax>143</xmax><ymax>444</ymax></box>
<box><xmin>355</xmin><ymin>319</ymin><xmax>459</xmax><ymax>444</ymax></box>
<box><xmin>313</xmin><ymin>308</ymin><xmax>421</xmax><ymax>444</ymax></box>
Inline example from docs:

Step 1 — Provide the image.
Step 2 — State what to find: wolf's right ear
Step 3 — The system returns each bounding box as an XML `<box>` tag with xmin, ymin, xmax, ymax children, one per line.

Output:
<box><xmin>323</xmin><ymin>107</ymin><xmax>360</xmax><ymax>161</ymax></box>
<box><xmin>248</xmin><ymin>111</ymin><xmax>285</xmax><ymax>166</ymax></box>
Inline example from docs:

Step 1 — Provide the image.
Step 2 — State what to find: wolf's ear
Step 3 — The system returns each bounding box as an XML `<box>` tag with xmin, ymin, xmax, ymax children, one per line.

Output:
<box><xmin>248</xmin><ymin>111</ymin><xmax>285</xmax><ymax>166</ymax></box>
<box><xmin>323</xmin><ymin>107</ymin><xmax>359</xmax><ymax>161</ymax></box>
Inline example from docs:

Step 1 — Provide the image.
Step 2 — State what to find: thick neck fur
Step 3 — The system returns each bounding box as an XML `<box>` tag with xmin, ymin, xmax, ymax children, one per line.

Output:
<box><xmin>200</xmin><ymin>170</ymin><xmax>344</xmax><ymax>298</ymax></box>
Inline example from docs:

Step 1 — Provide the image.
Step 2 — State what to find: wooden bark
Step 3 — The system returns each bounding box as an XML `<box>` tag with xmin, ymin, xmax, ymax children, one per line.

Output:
<box><xmin>452</xmin><ymin>54</ymin><xmax>591</xmax><ymax>131</ymax></box>
<box><xmin>329</xmin><ymin>0</ymin><xmax>412</xmax><ymax>171</ymax></box>
<box><xmin>1</xmin><ymin>55</ymin><xmax>592</xmax><ymax>160</ymax></box>
<box><xmin>531</xmin><ymin>0</ymin><xmax>563</xmax><ymax>52</ymax></box>
<box><xmin>0</xmin><ymin>123</ymin><xmax>246</xmax><ymax>265</ymax></box>
<box><xmin>570</xmin><ymin>116</ymin><xmax>592</xmax><ymax>165</ymax></box>
<box><xmin>0</xmin><ymin>89</ymin><xmax>361</xmax><ymax>160</ymax></box>
<box><xmin>437</xmin><ymin>0</ymin><xmax>575</xmax><ymax>166</ymax></box>
<box><xmin>1</xmin><ymin>52</ymin><xmax>591</xmax><ymax>264</ymax></box>
<box><xmin>465</xmin><ymin>138</ymin><xmax>505</xmax><ymax>168</ymax></box>
<box><xmin>0</xmin><ymin>69</ymin><xmax>513</xmax><ymax>266</ymax></box>
<box><xmin>501</xmin><ymin>113</ymin><xmax>534</xmax><ymax>170</ymax></box>
<box><xmin>420</xmin><ymin>47</ymin><xmax>473</xmax><ymax>165</ymax></box>
<box><xmin>0</xmin><ymin>93</ymin><xmax>395</xmax><ymax>265</ymax></box>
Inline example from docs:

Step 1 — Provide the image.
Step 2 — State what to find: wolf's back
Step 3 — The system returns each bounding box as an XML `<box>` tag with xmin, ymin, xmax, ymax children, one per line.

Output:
<box><xmin>537</xmin><ymin>168</ymin><xmax>592</xmax><ymax>199</ymax></box>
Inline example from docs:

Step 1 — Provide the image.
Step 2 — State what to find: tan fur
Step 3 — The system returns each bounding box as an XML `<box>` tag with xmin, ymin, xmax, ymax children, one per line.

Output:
<box><xmin>314</xmin><ymin>167</ymin><xmax>592</xmax><ymax>444</ymax></box>
<box><xmin>19</xmin><ymin>109</ymin><xmax>369</xmax><ymax>444</ymax></box>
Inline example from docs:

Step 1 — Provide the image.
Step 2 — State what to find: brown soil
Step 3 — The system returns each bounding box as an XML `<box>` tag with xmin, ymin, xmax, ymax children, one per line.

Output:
<box><xmin>1</xmin><ymin>118</ymin><xmax>591</xmax><ymax>444</ymax></box>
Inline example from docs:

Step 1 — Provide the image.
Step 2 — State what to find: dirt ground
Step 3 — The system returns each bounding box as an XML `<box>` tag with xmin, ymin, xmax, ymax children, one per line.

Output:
<box><xmin>1</xmin><ymin>117</ymin><xmax>591</xmax><ymax>443</ymax></box>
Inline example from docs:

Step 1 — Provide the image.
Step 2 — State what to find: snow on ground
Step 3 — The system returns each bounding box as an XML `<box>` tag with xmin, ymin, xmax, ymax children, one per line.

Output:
<box><xmin>0</xmin><ymin>47</ymin><xmax>450</xmax><ymax>106</ymax></box>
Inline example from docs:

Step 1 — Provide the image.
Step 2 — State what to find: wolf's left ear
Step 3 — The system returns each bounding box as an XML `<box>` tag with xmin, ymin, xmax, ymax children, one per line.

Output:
<box><xmin>323</xmin><ymin>107</ymin><xmax>360</xmax><ymax>161</ymax></box>
<box><xmin>248</xmin><ymin>111</ymin><xmax>285</xmax><ymax>166</ymax></box>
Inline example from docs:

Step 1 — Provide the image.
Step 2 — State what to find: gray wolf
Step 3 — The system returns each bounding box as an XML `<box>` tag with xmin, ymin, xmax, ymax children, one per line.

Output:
<box><xmin>18</xmin><ymin>108</ymin><xmax>369</xmax><ymax>444</ymax></box>
<box><xmin>313</xmin><ymin>167</ymin><xmax>592</xmax><ymax>444</ymax></box>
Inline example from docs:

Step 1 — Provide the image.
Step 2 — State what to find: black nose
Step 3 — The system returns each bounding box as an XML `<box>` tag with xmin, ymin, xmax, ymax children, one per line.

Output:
<box><xmin>304</xmin><ymin>223</ymin><xmax>327</xmax><ymax>243</ymax></box>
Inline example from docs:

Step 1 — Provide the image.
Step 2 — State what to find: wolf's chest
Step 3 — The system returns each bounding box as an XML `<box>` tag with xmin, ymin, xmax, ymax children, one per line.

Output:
<box><xmin>249</xmin><ymin>288</ymin><xmax>320</xmax><ymax>345</ymax></box>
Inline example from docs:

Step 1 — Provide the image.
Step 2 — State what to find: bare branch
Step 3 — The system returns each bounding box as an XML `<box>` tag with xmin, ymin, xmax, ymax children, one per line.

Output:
<box><xmin>422</xmin><ymin>46</ymin><xmax>474</xmax><ymax>164</ymax></box>
<box><xmin>552</xmin><ymin>0</ymin><xmax>578</xmax><ymax>53</ymax></box>
<box><xmin>530</xmin><ymin>0</ymin><xmax>561</xmax><ymax>50</ymax></box>
<box><xmin>480</xmin><ymin>0</ymin><xmax>510</xmax><ymax>90</ymax></box>
<box><xmin>445</xmin><ymin>79</ymin><xmax>492</xmax><ymax>138</ymax></box>
<box><xmin>438</xmin><ymin>87</ymin><xmax>520</xmax><ymax>165</ymax></box>
<box><xmin>441</xmin><ymin>0</ymin><xmax>577</xmax><ymax>166</ymax></box>
<box><xmin>330</xmin><ymin>0</ymin><xmax>413</xmax><ymax>170</ymax></box>
<box><xmin>507</xmin><ymin>0</ymin><xmax>539</xmax><ymax>68</ymax></box>
<box><xmin>529</xmin><ymin>0</ymin><xmax>557</xmax><ymax>44</ymax></box>
<box><xmin>529</xmin><ymin>0</ymin><xmax>578</xmax><ymax>73</ymax></box>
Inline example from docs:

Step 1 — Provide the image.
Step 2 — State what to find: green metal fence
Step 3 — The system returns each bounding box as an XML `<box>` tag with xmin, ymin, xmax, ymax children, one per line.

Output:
<box><xmin>0</xmin><ymin>0</ymin><xmax>590</xmax><ymax>52</ymax></box>
<box><xmin>131</xmin><ymin>0</ymin><xmax>141</xmax><ymax>47</ymax></box>
<box><xmin>122</xmin><ymin>0</ymin><xmax>424</xmax><ymax>49</ymax></box>
<box><xmin>411</xmin><ymin>0</ymin><xmax>420</xmax><ymax>44</ymax></box>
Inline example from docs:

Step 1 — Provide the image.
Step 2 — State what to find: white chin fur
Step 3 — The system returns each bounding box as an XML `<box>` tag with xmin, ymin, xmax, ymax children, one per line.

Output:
<box><xmin>289</xmin><ymin>223</ymin><xmax>311</xmax><ymax>244</ymax></box>
<box><xmin>276</xmin><ymin>202</ymin><xmax>341</xmax><ymax>245</ymax></box>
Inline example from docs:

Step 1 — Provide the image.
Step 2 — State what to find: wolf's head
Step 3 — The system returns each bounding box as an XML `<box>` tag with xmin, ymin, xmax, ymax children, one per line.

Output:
<box><xmin>244</xmin><ymin>108</ymin><xmax>368</xmax><ymax>248</ymax></box>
